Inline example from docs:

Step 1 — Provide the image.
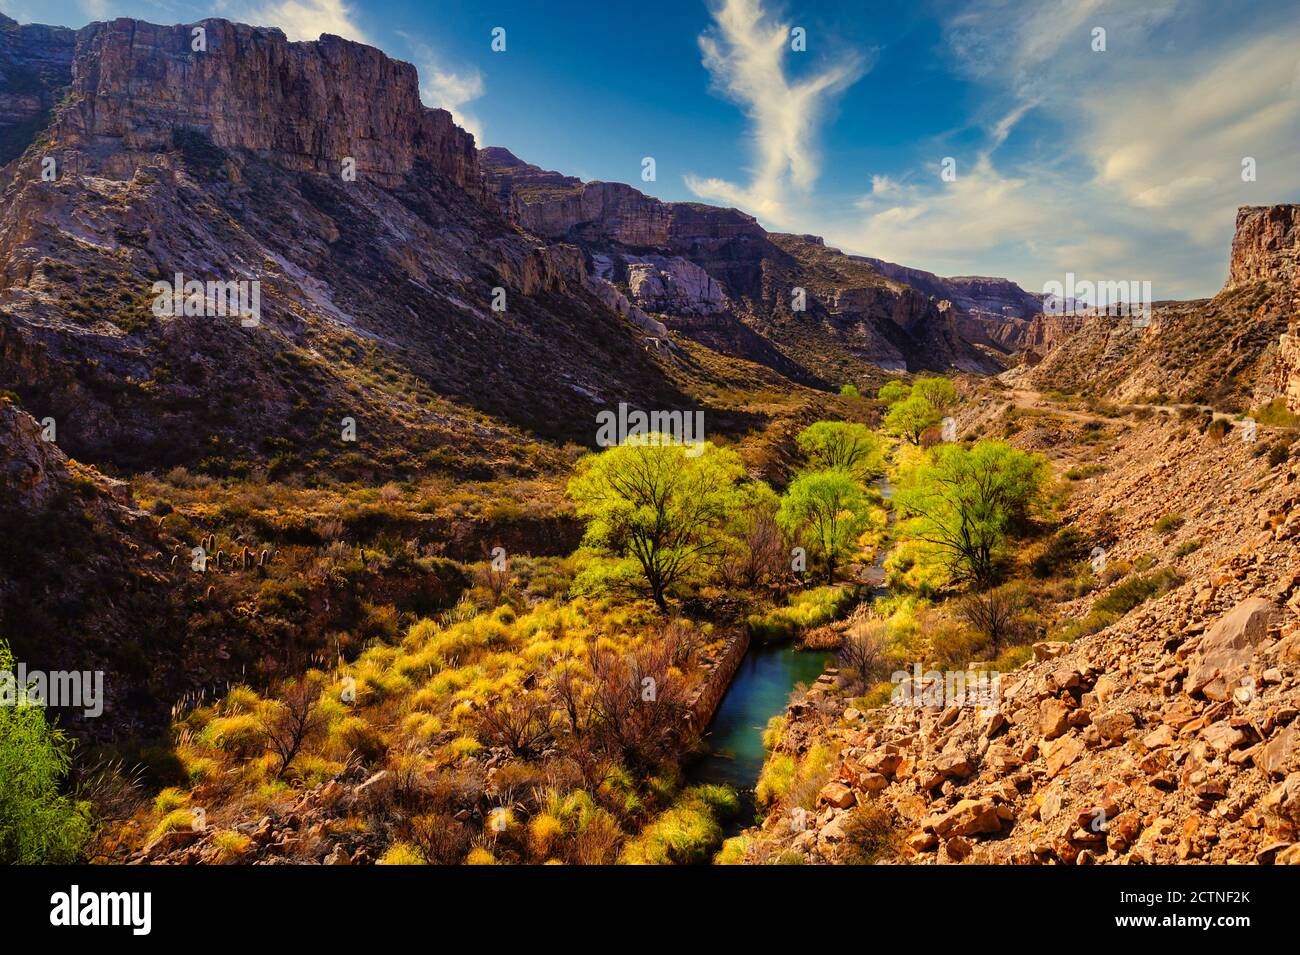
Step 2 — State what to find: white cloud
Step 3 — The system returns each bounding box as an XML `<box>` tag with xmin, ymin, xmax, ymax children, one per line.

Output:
<box><xmin>234</xmin><ymin>0</ymin><xmax>368</xmax><ymax>43</ymax></box>
<box><xmin>79</xmin><ymin>0</ymin><xmax>112</xmax><ymax>19</ymax></box>
<box><xmin>834</xmin><ymin>0</ymin><xmax>1300</xmax><ymax>298</ymax></box>
<box><xmin>416</xmin><ymin>58</ymin><xmax>485</xmax><ymax>143</ymax></box>
<box><xmin>685</xmin><ymin>0</ymin><xmax>866</xmax><ymax>226</ymax></box>
<box><xmin>391</xmin><ymin>34</ymin><xmax>485</xmax><ymax>143</ymax></box>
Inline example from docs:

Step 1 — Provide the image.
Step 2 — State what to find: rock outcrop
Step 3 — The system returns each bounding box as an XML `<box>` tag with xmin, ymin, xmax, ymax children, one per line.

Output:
<box><xmin>0</xmin><ymin>13</ymin><xmax>74</xmax><ymax>164</ymax></box>
<box><xmin>860</xmin><ymin>256</ymin><xmax>1044</xmax><ymax>322</ymax></box>
<box><xmin>1013</xmin><ymin>205</ymin><xmax>1298</xmax><ymax>409</ymax></box>
<box><xmin>59</xmin><ymin>18</ymin><xmax>485</xmax><ymax>195</ymax></box>
<box><xmin>0</xmin><ymin>16</ymin><xmax>697</xmax><ymax>470</ymax></box>
<box><xmin>1232</xmin><ymin>206</ymin><xmax>1300</xmax><ymax>413</ymax></box>
<box><xmin>482</xmin><ymin>147</ymin><xmax>1009</xmax><ymax>382</ymax></box>
<box><xmin>1228</xmin><ymin>205</ymin><xmax>1300</xmax><ymax>293</ymax></box>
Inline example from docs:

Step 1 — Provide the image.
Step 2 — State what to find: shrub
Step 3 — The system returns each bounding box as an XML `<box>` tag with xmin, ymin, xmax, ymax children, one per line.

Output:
<box><xmin>378</xmin><ymin>841</ymin><xmax>426</xmax><ymax>865</ymax></box>
<box><xmin>1251</xmin><ymin>398</ymin><xmax>1300</xmax><ymax>429</ymax></box>
<box><xmin>618</xmin><ymin>785</ymin><xmax>737</xmax><ymax>865</ymax></box>
<box><xmin>153</xmin><ymin>787</ymin><xmax>189</xmax><ymax>815</ymax></box>
<box><xmin>528</xmin><ymin>812</ymin><xmax>565</xmax><ymax>860</ymax></box>
<box><xmin>1153</xmin><ymin>513</ymin><xmax>1184</xmax><ymax>535</ymax></box>
<box><xmin>1094</xmin><ymin>567</ymin><xmax>1181</xmax><ymax>616</ymax></box>
<box><xmin>746</xmin><ymin>586</ymin><xmax>859</xmax><ymax>642</ymax></box>
<box><xmin>211</xmin><ymin>830</ymin><xmax>252</xmax><ymax>863</ymax></box>
<box><xmin>755</xmin><ymin>754</ymin><xmax>796</xmax><ymax>808</ymax></box>
<box><xmin>714</xmin><ymin>835</ymin><xmax>751</xmax><ymax>865</ymax></box>
<box><xmin>149</xmin><ymin>808</ymin><xmax>199</xmax><ymax>843</ymax></box>
<box><xmin>331</xmin><ymin>716</ymin><xmax>389</xmax><ymax>764</ymax></box>
<box><xmin>0</xmin><ymin>639</ymin><xmax>92</xmax><ymax>863</ymax></box>
<box><xmin>201</xmin><ymin>713</ymin><xmax>264</xmax><ymax>757</ymax></box>
<box><xmin>1031</xmin><ymin>528</ymin><xmax>1089</xmax><ymax>578</ymax></box>
<box><xmin>837</xmin><ymin>804</ymin><xmax>901</xmax><ymax>864</ymax></box>
<box><xmin>1064</xmin><ymin>463</ymin><xmax>1105</xmax><ymax>481</ymax></box>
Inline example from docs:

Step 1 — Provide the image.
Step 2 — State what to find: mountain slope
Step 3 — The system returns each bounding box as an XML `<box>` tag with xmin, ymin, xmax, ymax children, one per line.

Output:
<box><xmin>1013</xmin><ymin>205</ymin><xmax>1298</xmax><ymax>411</ymax></box>
<box><xmin>481</xmin><ymin>147</ymin><xmax>1010</xmax><ymax>385</ymax></box>
<box><xmin>0</xmin><ymin>18</ymin><xmax>709</xmax><ymax>476</ymax></box>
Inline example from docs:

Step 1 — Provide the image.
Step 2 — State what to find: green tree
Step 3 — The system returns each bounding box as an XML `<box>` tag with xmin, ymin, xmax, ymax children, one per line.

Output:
<box><xmin>885</xmin><ymin>395</ymin><xmax>941</xmax><ymax>444</ymax></box>
<box><xmin>795</xmin><ymin>421</ymin><xmax>884</xmax><ymax>481</ymax></box>
<box><xmin>839</xmin><ymin>384</ymin><xmax>861</xmax><ymax>398</ymax></box>
<box><xmin>877</xmin><ymin>380</ymin><xmax>910</xmax><ymax>404</ymax></box>
<box><xmin>0</xmin><ymin>639</ymin><xmax>92</xmax><ymax>863</ymax></box>
<box><xmin>893</xmin><ymin>441</ymin><xmax>1047</xmax><ymax>588</ymax></box>
<box><xmin>911</xmin><ymin>376</ymin><xmax>958</xmax><ymax>412</ymax></box>
<box><xmin>777</xmin><ymin>469</ymin><xmax>873</xmax><ymax>583</ymax></box>
<box><xmin>567</xmin><ymin>436</ymin><xmax>748</xmax><ymax>609</ymax></box>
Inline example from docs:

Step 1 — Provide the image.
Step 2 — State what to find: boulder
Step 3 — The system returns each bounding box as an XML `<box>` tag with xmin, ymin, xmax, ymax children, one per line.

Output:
<box><xmin>1186</xmin><ymin>598</ymin><xmax>1280</xmax><ymax>697</ymax></box>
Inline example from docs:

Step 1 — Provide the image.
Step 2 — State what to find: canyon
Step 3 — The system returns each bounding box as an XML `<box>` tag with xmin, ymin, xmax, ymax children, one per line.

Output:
<box><xmin>1</xmin><ymin>12</ymin><xmax>1298</xmax><ymax>869</ymax></box>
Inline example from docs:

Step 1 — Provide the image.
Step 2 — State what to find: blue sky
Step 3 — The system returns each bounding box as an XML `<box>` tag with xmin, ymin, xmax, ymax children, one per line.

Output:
<box><xmin>7</xmin><ymin>0</ymin><xmax>1300</xmax><ymax>298</ymax></box>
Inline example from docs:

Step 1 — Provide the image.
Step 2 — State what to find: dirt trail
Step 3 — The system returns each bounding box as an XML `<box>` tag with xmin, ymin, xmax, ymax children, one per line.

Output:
<box><xmin>1007</xmin><ymin>389</ymin><xmax>1235</xmax><ymax>425</ymax></box>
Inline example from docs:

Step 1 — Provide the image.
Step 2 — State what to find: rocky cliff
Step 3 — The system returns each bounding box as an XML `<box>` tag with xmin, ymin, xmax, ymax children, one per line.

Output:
<box><xmin>1012</xmin><ymin>205</ymin><xmax>1296</xmax><ymax>410</ymax></box>
<box><xmin>0</xmin><ymin>13</ymin><xmax>74</xmax><ymax>164</ymax></box>
<box><xmin>859</xmin><ymin>256</ymin><xmax>1044</xmax><ymax>323</ymax></box>
<box><xmin>1228</xmin><ymin>206</ymin><xmax>1300</xmax><ymax>415</ymax></box>
<box><xmin>483</xmin><ymin>147</ymin><xmax>1009</xmax><ymax>384</ymax></box>
<box><xmin>1228</xmin><ymin>205</ymin><xmax>1300</xmax><ymax>293</ymax></box>
<box><xmin>62</xmin><ymin>18</ymin><xmax>484</xmax><ymax>194</ymax></box>
<box><xmin>0</xmin><ymin>16</ymin><xmax>702</xmax><ymax>472</ymax></box>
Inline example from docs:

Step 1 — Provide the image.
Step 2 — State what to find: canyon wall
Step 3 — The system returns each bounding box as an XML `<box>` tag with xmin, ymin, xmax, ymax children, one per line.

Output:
<box><xmin>58</xmin><ymin>18</ymin><xmax>484</xmax><ymax>193</ymax></box>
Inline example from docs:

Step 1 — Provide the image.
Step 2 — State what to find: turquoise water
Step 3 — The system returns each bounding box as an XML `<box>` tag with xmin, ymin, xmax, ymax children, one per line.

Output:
<box><xmin>687</xmin><ymin>642</ymin><xmax>830</xmax><ymax>799</ymax></box>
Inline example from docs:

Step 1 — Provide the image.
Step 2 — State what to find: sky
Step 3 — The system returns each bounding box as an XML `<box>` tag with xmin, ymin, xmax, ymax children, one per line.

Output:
<box><xmin>6</xmin><ymin>0</ymin><xmax>1300</xmax><ymax>299</ymax></box>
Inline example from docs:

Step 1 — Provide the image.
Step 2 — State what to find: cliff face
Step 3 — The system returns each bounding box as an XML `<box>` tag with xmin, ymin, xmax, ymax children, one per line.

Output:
<box><xmin>860</xmin><ymin>256</ymin><xmax>1044</xmax><ymax>323</ymax></box>
<box><xmin>1228</xmin><ymin>206</ymin><xmax>1300</xmax><ymax>414</ymax></box>
<box><xmin>515</xmin><ymin>179</ymin><xmax>765</xmax><ymax>249</ymax></box>
<box><xmin>0</xmin><ymin>16</ymin><xmax>693</xmax><ymax>471</ymax></box>
<box><xmin>0</xmin><ymin>14</ymin><xmax>74</xmax><ymax>164</ymax></box>
<box><xmin>483</xmin><ymin>147</ymin><xmax>1007</xmax><ymax>383</ymax></box>
<box><xmin>1013</xmin><ymin>205</ymin><xmax>1298</xmax><ymax>409</ymax></box>
<box><xmin>60</xmin><ymin>18</ymin><xmax>484</xmax><ymax>194</ymax></box>
<box><xmin>1228</xmin><ymin>205</ymin><xmax>1300</xmax><ymax>292</ymax></box>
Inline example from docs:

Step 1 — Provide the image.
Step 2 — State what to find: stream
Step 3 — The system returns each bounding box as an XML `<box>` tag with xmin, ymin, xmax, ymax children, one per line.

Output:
<box><xmin>687</xmin><ymin>476</ymin><xmax>895</xmax><ymax>835</ymax></box>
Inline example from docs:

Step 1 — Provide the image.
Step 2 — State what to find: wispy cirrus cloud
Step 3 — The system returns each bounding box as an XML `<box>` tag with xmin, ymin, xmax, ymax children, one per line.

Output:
<box><xmin>685</xmin><ymin>0</ymin><xmax>867</xmax><ymax>226</ymax></box>
<box><xmin>834</xmin><ymin>0</ymin><xmax>1300</xmax><ymax>298</ymax></box>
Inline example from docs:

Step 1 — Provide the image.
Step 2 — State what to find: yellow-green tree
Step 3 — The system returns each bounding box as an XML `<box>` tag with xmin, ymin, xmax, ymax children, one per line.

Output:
<box><xmin>884</xmin><ymin>395</ymin><xmax>941</xmax><ymax>444</ymax></box>
<box><xmin>877</xmin><ymin>380</ymin><xmax>910</xmax><ymax>404</ymax></box>
<box><xmin>894</xmin><ymin>441</ymin><xmax>1047</xmax><ymax>588</ymax></box>
<box><xmin>568</xmin><ymin>436</ymin><xmax>748</xmax><ymax>609</ymax></box>
<box><xmin>0</xmin><ymin>639</ymin><xmax>91</xmax><ymax>863</ymax></box>
<box><xmin>777</xmin><ymin>469</ymin><xmax>872</xmax><ymax>584</ymax></box>
<box><xmin>911</xmin><ymin>376</ymin><xmax>958</xmax><ymax>412</ymax></box>
<box><xmin>795</xmin><ymin>421</ymin><xmax>884</xmax><ymax>482</ymax></box>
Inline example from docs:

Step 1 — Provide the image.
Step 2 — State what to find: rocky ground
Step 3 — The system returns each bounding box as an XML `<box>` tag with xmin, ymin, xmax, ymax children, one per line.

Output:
<box><xmin>740</xmin><ymin>403</ymin><xmax>1300</xmax><ymax>864</ymax></box>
